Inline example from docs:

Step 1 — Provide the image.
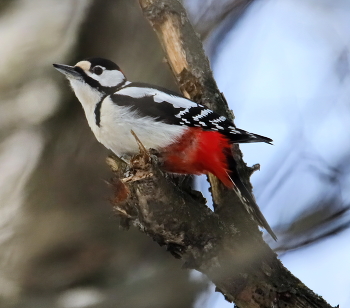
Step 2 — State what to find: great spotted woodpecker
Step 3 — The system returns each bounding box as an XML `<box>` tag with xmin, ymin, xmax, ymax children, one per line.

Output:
<box><xmin>53</xmin><ymin>57</ymin><xmax>276</xmax><ymax>240</ymax></box>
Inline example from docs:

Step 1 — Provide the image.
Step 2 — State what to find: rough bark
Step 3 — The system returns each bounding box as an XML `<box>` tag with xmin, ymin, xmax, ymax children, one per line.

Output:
<box><xmin>108</xmin><ymin>0</ymin><xmax>335</xmax><ymax>307</ymax></box>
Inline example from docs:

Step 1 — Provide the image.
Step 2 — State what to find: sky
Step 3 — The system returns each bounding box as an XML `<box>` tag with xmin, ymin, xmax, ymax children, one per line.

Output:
<box><xmin>196</xmin><ymin>0</ymin><xmax>350</xmax><ymax>306</ymax></box>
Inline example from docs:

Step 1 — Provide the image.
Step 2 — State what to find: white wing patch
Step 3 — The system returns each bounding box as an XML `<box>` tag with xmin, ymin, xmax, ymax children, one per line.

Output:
<box><xmin>117</xmin><ymin>87</ymin><xmax>197</xmax><ymax>109</ymax></box>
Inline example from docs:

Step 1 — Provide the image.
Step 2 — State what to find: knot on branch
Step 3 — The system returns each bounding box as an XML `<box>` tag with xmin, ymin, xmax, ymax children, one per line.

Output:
<box><xmin>179</xmin><ymin>68</ymin><xmax>204</xmax><ymax>102</ymax></box>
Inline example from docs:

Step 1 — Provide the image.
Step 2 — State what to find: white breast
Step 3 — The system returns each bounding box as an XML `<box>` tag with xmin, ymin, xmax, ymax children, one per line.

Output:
<box><xmin>91</xmin><ymin>97</ymin><xmax>187</xmax><ymax>156</ymax></box>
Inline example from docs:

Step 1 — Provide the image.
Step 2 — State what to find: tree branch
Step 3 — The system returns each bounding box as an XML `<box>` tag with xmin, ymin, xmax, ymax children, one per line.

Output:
<box><xmin>110</xmin><ymin>151</ymin><xmax>332</xmax><ymax>308</ymax></box>
<box><xmin>107</xmin><ymin>0</ymin><xmax>335</xmax><ymax>307</ymax></box>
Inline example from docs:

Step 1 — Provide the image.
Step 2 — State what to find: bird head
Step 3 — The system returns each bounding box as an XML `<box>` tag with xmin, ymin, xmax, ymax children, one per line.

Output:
<box><xmin>53</xmin><ymin>57</ymin><xmax>127</xmax><ymax>96</ymax></box>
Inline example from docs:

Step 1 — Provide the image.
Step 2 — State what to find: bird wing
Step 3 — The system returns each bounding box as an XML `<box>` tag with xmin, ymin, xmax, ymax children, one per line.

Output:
<box><xmin>112</xmin><ymin>82</ymin><xmax>272</xmax><ymax>144</ymax></box>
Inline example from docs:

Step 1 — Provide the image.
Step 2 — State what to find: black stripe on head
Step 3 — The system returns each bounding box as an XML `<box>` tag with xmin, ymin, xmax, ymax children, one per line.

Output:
<box><xmin>85</xmin><ymin>57</ymin><xmax>121</xmax><ymax>71</ymax></box>
<box><xmin>74</xmin><ymin>66</ymin><xmax>126</xmax><ymax>96</ymax></box>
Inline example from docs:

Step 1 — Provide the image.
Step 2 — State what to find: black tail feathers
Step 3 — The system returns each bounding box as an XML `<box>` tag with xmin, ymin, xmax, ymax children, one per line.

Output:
<box><xmin>225</xmin><ymin>153</ymin><xmax>277</xmax><ymax>241</ymax></box>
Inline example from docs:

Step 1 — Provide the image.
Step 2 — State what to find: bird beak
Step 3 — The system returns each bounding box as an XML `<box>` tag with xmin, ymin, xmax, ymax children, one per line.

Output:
<box><xmin>53</xmin><ymin>63</ymin><xmax>81</xmax><ymax>79</ymax></box>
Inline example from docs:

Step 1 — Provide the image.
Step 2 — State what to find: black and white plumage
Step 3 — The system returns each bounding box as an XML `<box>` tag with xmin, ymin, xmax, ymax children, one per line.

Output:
<box><xmin>109</xmin><ymin>82</ymin><xmax>272</xmax><ymax>144</ymax></box>
<box><xmin>53</xmin><ymin>57</ymin><xmax>276</xmax><ymax>240</ymax></box>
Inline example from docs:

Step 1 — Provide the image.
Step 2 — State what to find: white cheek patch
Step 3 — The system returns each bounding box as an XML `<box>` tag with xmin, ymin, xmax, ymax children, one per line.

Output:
<box><xmin>86</xmin><ymin>69</ymin><xmax>125</xmax><ymax>87</ymax></box>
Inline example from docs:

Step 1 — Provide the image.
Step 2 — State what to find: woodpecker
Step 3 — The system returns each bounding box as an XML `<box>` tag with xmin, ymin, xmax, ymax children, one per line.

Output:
<box><xmin>53</xmin><ymin>57</ymin><xmax>276</xmax><ymax>240</ymax></box>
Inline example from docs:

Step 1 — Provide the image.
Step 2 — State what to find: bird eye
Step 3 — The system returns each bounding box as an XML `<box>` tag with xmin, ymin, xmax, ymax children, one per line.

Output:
<box><xmin>92</xmin><ymin>66</ymin><xmax>103</xmax><ymax>75</ymax></box>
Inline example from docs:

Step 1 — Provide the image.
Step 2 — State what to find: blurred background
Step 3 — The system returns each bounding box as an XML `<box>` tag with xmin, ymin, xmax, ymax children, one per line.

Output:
<box><xmin>0</xmin><ymin>0</ymin><xmax>349</xmax><ymax>307</ymax></box>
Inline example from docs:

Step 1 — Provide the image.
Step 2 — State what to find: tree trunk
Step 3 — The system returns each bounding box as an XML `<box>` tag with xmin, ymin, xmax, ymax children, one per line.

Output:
<box><xmin>108</xmin><ymin>0</ymin><xmax>335</xmax><ymax>307</ymax></box>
